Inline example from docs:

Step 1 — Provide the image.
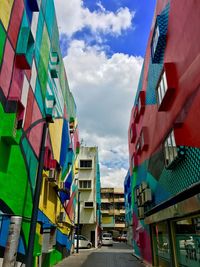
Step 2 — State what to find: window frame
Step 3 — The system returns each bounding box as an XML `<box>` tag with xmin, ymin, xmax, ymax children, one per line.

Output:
<box><xmin>163</xmin><ymin>129</ymin><xmax>181</xmax><ymax>169</ymax></box>
<box><xmin>79</xmin><ymin>180</ymin><xmax>92</xmax><ymax>190</ymax></box>
<box><xmin>151</xmin><ymin>24</ymin><xmax>160</xmax><ymax>59</ymax></box>
<box><xmin>156</xmin><ymin>71</ymin><xmax>168</xmax><ymax>106</ymax></box>
<box><xmin>79</xmin><ymin>159</ymin><xmax>93</xmax><ymax>169</ymax></box>
<box><xmin>84</xmin><ymin>202</ymin><xmax>94</xmax><ymax>208</ymax></box>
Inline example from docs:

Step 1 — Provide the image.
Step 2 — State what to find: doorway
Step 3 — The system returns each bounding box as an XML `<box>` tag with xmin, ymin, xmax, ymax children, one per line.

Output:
<box><xmin>91</xmin><ymin>231</ymin><xmax>95</xmax><ymax>247</ymax></box>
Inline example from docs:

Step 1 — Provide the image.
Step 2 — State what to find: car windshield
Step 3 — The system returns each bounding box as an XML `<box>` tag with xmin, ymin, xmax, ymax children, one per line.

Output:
<box><xmin>103</xmin><ymin>233</ymin><xmax>112</xmax><ymax>238</ymax></box>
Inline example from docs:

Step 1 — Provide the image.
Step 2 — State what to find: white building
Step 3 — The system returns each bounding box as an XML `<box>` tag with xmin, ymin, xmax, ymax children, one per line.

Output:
<box><xmin>76</xmin><ymin>146</ymin><xmax>100</xmax><ymax>248</ymax></box>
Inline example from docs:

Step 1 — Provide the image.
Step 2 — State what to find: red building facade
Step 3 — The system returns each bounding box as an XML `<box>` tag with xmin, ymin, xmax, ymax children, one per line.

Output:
<box><xmin>128</xmin><ymin>1</ymin><xmax>200</xmax><ymax>266</ymax></box>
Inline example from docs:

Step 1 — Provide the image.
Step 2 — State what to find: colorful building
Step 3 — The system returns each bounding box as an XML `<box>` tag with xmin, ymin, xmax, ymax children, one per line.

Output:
<box><xmin>126</xmin><ymin>0</ymin><xmax>200</xmax><ymax>266</ymax></box>
<box><xmin>76</xmin><ymin>146</ymin><xmax>101</xmax><ymax>248</ymax></box>
<box><xmin>0</xmin><ymin>0</ymin><xmax>79</xmax><ymax>266</ymax></box>
<box><xmin>101</xmin><ymin>188</ymin><xmax>125</xmax><ymax>235</ymax></box>
<box><xmin>124</xmin><ymin>171</ymin><xmax>133</xmax><ymax>246</ymax></box>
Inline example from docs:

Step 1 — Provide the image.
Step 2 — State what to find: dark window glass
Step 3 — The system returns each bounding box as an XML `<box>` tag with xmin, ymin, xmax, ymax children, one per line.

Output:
<box><xmin>80</xmin><ymin>160</ymin><xmax>92</xmax><ymax>168</ymax></box>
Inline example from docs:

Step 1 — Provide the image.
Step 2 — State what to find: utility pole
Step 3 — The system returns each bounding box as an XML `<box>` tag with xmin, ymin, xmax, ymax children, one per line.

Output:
<box><xmin>26</xmin><ymin>122</ymin><xmax>48</xmax><ymax>266</ymax></box>
<box><xmin>76</xmin><ymin>191</ymin><xmax>81</xmax><ymax>253</ymax></box>
<box><xmin>3</xmin><ymin>216</ymin><xmax>22</xmax><ymax>267</ymax></box>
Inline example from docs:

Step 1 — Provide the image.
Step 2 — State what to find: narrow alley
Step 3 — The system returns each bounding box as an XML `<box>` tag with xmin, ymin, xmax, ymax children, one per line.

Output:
<box><xmin>55</xmin><ymin>243</ymin><xmax>144</xmax><ymax>267</ymax></box>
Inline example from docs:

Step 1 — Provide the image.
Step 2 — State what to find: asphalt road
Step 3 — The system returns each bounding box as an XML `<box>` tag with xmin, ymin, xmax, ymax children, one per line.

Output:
<box><xmin>55</xmin><ymin>242</ymin><xmax>144</xmax><ymax>267</ymax></box>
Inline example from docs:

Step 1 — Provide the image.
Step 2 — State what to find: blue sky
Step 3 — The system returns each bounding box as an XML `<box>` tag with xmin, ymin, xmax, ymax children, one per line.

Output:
<box><xmin>82</xmin><ymin>0</ymin><xmax>156</xmax><ymax>56</ymax></box>
<box><xmin>55</xmin><ymin>0</ymin><xmax>156</xmax><ymax>187</ymax></box>
<box><xmin>59</xmin><ymin>0</ymin><xmax>156</xmax><ymax>57</ymax></box>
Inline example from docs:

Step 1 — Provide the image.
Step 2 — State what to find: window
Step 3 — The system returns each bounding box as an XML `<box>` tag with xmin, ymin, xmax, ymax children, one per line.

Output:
<box><xmin>84</xmin><ymin>202</ymin><xmax>94</xmax><ymax>208</ymax></box>
<box><xmin>115</xmin><ymin>216</ymin><xmax>125</xmax><ymax>223</ymax></box>
<box><xmin>157</xmin><ymin>71</ymin><xmax>168</xmax><ymax>106</ymax></box>
<box><xmin>16</xmin><ymin>15</ymin><xmax>34</xmax><ymax>70</ymax></box>
<box><xmin>152</xmin><ymin>222</ymin><xmax>171</xmax><ymax>265</ymax></box>
<box><xmin>175</xmin><ymin>216</ymin><xmax>200</xmax><ymax>266</ymax></box>
<box><xmin>138</xmin><ymin>91</ymin><xmax>145</xmax><ymax>115</ymax></box>
<box><xmin>152</xmin><ymin>25</ymin><xmax>160</xmax><ymax>59</ymax></box>
<box><xmin>140</xmin><ymin>127</ymin><xmax>148</xmax><ymax>151</ymax></box>
<box><xmin>80</xmin><ymin>160</ymin><xmax>92</xmax><ymax>169</ymax></box>
<box><xmin>50</xmin><ymin>51</ymin><xmax>59</xmax><ymax>78</ymax></box>
<box><xmin>163</xmin><ymin>129</ymin><xmax>185</xmax><ymax>169</ymax></box>
<box><xmin>136</xmin><ymin>138</ymin><xmax>141</xmax><ymax>154</ymax></box>
<box><xmin>133</xmin><ymin>107</ymin><xmax>139</xmax><ymax>123</ymax></box>
<box><xmin>164</xmin><ymin>130</ymin><xmax>178</xmax><ymax>168</ymax></box>
<box><xmin>151</xmin><ymin>13</ymin><xmax>168</xmax><ymax>63</ymax></box>
<box><xmin>130</xmin><ymin>123</ymin><xmax>136</xmax><ymax>143</ymax></box>
<box><xmin>79</xmin><ymin>180</ymin><xmax>91</xmax><ymax>189</ymax></box>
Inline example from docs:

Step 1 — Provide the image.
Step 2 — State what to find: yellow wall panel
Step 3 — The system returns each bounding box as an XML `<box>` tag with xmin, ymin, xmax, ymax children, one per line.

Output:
<box><xmin>36</xmin><ymin>223</ymin><xmax>42</xmax><ymax>246</ymax></box>
<box><xmin>39</xmin><ymin>174</ymin><xmax>57</xmax><ymax>224</ymax></box>
<box><xmin>49</xmin><ymin>119</ymin><xmax>63</xmax><ymax>162</ymax></box>
<box><xmin>102</xmin><ymin>216</ymin><xmax>113</xmax><ymax>224</ymax></box>
<box><xmin>0</xmin><ymin>0</ymin><xmax>14</xmax><ymax>30</ymax></box>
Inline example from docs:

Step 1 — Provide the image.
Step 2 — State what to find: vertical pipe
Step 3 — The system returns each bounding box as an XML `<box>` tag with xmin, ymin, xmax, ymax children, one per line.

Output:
<box><xmin>76</xmin><ymin>191</ymin><xmax>80</xmax><ymax>253</ymax></box>
<box><xmin>26</xmin><ymin>122</ymin><xmax>48</xmax><ymax>267</ymax></box>
<box><xmin>3</xmin><ymin>216</ymin><xmax>22</xmax><ymax>267</ymax></box>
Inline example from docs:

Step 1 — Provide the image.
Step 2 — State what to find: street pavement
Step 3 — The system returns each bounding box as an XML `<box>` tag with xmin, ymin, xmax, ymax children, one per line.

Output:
<box><xmin>55</xmin><ymin>242</ymin><xmax>145</xmax><ymax>267</ymax></box>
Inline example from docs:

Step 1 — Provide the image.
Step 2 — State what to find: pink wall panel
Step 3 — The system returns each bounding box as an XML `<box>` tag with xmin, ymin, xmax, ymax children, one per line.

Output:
<box><xmin>24</xmin><ymin>88</ymin><xmax>34</xmax><ymax>132</ymax></box>
<box><xmin>8</xmin><ymin>58</ymin><xmax>24</xmax><ymax>101</ymax></box>
<box><xmin>8</xmin><ymin>0</ymin><xmax>24</xmax><ymax>49</ymax></box>
<box><xmin>0</xmin><ymin>39</ymin><xmax>15</xmax><ymax>98</ymax></box>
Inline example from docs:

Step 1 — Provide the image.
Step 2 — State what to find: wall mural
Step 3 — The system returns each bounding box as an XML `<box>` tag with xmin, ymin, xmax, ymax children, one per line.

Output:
<box><xmin>0</xmin><ymin>0</ymin><xmax>79</xmax><ymax>266</ymax></box>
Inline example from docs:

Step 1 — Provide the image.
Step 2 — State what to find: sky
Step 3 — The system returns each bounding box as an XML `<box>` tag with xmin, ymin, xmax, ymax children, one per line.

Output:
<box><xmin>55</xmin><ymin>0</ymin><xmax>156</xmax><ymax>188</ymax></box>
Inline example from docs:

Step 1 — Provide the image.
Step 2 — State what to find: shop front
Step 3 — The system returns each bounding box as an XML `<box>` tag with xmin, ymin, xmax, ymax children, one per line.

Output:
<box><xmin>145</xmin><ymin>193</ymin><xmax>200</xmax><ymax>267</ymax></box>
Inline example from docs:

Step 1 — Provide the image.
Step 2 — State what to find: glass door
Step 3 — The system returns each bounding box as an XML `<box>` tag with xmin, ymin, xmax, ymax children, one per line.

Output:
<box><xmin>174</xmin><ymin>215</ymin><xmax>200</xmax><ymax>267</ymax></box>
<box><xmin>152</xmin><ymin>221</ymin><xmax>171</xmax><ymax>267</ymax></box>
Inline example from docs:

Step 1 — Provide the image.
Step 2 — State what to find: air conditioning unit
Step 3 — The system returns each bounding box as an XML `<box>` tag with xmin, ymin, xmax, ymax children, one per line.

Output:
<box><xmin>137</xmin><ymin>195</ymin><xmax>143</xmax><ymax>207</ymax></box>
<box><xmin>138</xmin><ymin>207</ymin><xmax>144</xmax><ymax>219</ymax></box>
<box><xmin>144</xmin><ymin>188</ymin><xmax>152</xmax><ymax>203</ymax></box>
<box><xmin>141</xmin><ymin>192</ymin><xmax>145</xmax><ymax>206</ymax></box>
<box><xmin>141</xmin><ymin>182</ymin><xmax>148</xmax><ymax>191</ymax></box>
<box><xmin>139</xmin><ymin>184</ymin><xmax>142</xmax><ymax>193</ymax></box>
<box><xmin>58</xmin><ymin>212</ymin><xmax>66</xmax><ymax>223</ymax></box>
<box><xmin>48</xmin><ymin>169</ymin><xmax>57</xmax><ymax>182</ymax></box>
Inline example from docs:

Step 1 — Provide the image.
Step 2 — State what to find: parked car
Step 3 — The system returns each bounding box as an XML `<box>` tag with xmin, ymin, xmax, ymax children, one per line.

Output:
<box><xmin>179</xmin><ymin>236</ymin><xmax>195</xmax><ymax>250</ymax></box>
<box><xmin>116</xmin><ymin>234</ymin><xmax>127</xmax><ymax>242</ymax></box>
<box><xmin>74</xmin><ymin>235</ymin><xmax>92</xmax><ymax>249</ymax></box>
<box><xmin>102</xmin><ymin>233</ymin><xmax>113</xmax><ymax>246</ymax></box>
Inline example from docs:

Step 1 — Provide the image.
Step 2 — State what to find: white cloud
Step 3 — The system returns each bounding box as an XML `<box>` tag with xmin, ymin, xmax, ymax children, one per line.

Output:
<box><xmin>55</xmin><ymin>0</ymin><xmax>134</xmax><ymax>37</ymax></box>
<box><xmin>63</xmin><ymin>40</ymin><xmax>143</xmax><ymax>187</ymax></box>
<box><xmin>100</xmin><ymin>165</ymin><xmax>127</xmax><ymax>188</ymax></box>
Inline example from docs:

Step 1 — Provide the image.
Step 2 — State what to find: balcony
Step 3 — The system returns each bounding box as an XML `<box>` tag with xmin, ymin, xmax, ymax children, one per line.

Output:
<box><xmin>101</xmin><ymin>198</ymin><xmax>113</xmax><ymax>203</ymax></box>
<box><xmin>115</xmin><ymin>223</ymin><xmax>125</xmax><ymax>228</ymax></box>
<box><xmin>108</xmin><ymin>209</ymin><xmax>114</xmax><ymax>216</ymax></box>
<box><xmin>114</xmin><ymin>198</ymin><xmax>124</xmax><ymax>203</ymax></box>
<box><xmin>101</xmin><ymin>210</ymin><xmax>109</xmax><ymax>214</ymax></box>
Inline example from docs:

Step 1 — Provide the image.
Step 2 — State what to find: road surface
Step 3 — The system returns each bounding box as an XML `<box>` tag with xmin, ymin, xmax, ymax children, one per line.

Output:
<box><xmin>55</xmin><ymin>242</ymin><xmax>144</xmax><ymax>267</ymax></box>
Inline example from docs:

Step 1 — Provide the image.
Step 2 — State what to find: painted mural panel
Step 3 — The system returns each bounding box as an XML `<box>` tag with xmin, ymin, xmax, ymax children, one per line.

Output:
<box><xmin>0</xmin><ymin>0</ymin><xmax>79</xmax><ymax>266</ymax></box>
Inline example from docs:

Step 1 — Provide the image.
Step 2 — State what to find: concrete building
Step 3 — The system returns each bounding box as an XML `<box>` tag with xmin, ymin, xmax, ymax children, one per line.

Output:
<box><xmin>0</xmin><ymin>1</ymin><xmax>79</xmax><ymax>266</ymax></box>
<box><xmin>76</xmin><ymin>146</ymin><xmax>101</xmax><ymax>248</ymax></box>
<box><xmin>101</xmin><ymin>188</ymin><xmax>125</xmax><ymax>234</ymax></box>
<box><xmin>126</xmin><ymin>1</ymin><xmax>200</xmax><ymax>266</ymax></box>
